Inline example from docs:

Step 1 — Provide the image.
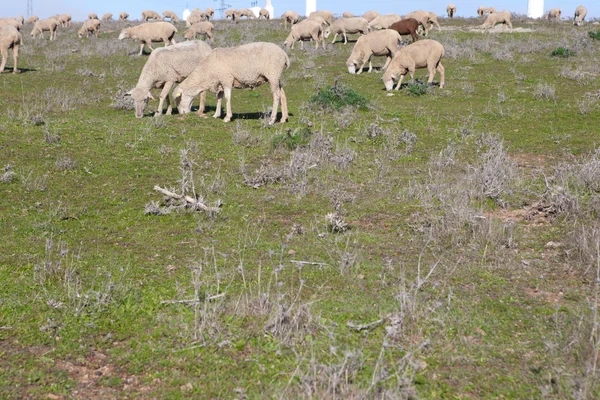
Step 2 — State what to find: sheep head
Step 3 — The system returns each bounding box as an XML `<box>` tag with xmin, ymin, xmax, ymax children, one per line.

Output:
<box><xmin>126</xmin><ymin>88</ymin><xmax>155</xmax><ymax>118</ymax></box>
<box><xmin>118</xmin><ymin>29</ymin><xmax>131</xmax><ymax>40</ymax></box>
<box><xmin>173</xmin><ymin>86</ymin><xmax>194</xmax><ymax>114</ymax></box>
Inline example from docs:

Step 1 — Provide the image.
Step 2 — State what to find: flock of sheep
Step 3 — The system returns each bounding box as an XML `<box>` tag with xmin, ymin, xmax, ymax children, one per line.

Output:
<box><xmin>0</xmin><ymin>4</ymin><xmax>593</xmax><ymax>123</ymax></box>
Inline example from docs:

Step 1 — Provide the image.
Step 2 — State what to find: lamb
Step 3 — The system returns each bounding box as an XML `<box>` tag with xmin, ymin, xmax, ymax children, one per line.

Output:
<box><xmin>284</xmin><ymin>19</ymin><xmax>325</xmax><ymax>50</ymax></box>
<box><xmin>324</xmin><ymin>17</ymin><xmax>369</xmax><ymax>44</ymax></box>
<box><xmin>78</xmin><ymin>19</ymin><xmax>101</xmax><ymax>38</ymax></box>
<box><xmin>546</xmin><ymin>8</ymin><xmax>561</xmax><ymax>20</ymax></box>
<box><xmin>342</xmin><ymin>12</ymin><xmax>354</xmax><ymax>18</ymax></box>
<box><xmin>403</xmin><ymin>11</ymin><xmax>441</xmax><ymax>36</ymax></box>
<box><xmin>25</xmin><ymin>16</ymin><xmax>39</xmax><ymax>24</ymax></box>
<box><xmin>173</xmin><ymin>42</ymin><xmax>289</xmax><ymax>124</ymax></box>
<box><xmin>119</xmin><ymin>22</ymin><xmax>178</xmax><ymax>56</ymax></box>
<box><xmin>187</xmin><ymin>10</ymin><xmax>206</xmax><ymax>27</ymax></box>
<box><xmin>184</xmin><ymin>21</ymin><xmax>214</xmax><ymax>41</ymax></box>
<box><xmin>368</xmin><ymin>14</ymin><xmax>402</xmax><ymax>31</ymax></box>
<box><xmin>481</xmin><ymin>11</ymin><xmax>512</xmax><ymax>32</ymax></box>
<box><xmin>382</xmin><ymin>39</ymin><xmax>444</xmax><ymax>90</ymax></box>
<box><xmin>31</xmin><ymin>18</ymin><xmax>58</xmax><ymax>40</ymax></box>
<box><xmin>142</xmin><ymin>10</ymin><xmax>162</xmax><ymax>22</ymax></box>
<box><xmin>102</xmin><ymin>13</ymin><xmax>112</xmax><ymax>21</ymax></box>
<box><xmin>477</xmin><ymin>6</ymin><xmax>496</xmax><ymax>18</ymax></box>
<box><xmin>363</xmin><ymin>10</ymin><xmax>379</xmax><ymax>22</ymax></box>
<box><xmin>281</xmin><ymin>10</ymin><xmax>300</xmax><ymax>29</ymax></box>
<box><xmin>89</xmin><ymin>13</ymin><xmax>98</xmax><ymax>20</ymax></box>
<box><xmin>259</xmin><ymin>9</ymin><xmax>271</xmax><ymax>19</ymax></box>
<box><xmin>126</xmin><ymin>40</ymin><xmax>212</xmax><ymax>118</ymax></box>
<box><xmin>163</xmin><ymin>10</ymin><xmax>179</xmax><ymax>22</ymax></box>
<box><xmin>447</xmin><ymin>4</ymin><xmax>456</xmax><ymax>18</ymax></box>
<box><xmin>309</xmin><ymin>10</ymin><xmax>334</xmax><ymax>25</ymax></box>
<box><xmin>0</xmin><ymin>25</ymin><xmax>21</xmax><ymax>74</ymax></box>
<box><xmin>119</xmin><ymin>12</ymin><xmax>129</xmax><ymax>21</ymax></box>
<box><xmin>574</xmin><ymin>5</ymin><xmax>587</xmax><ymax>26</ymax></box>
<box><xmin>389</xmin><ymin>18</ymin><xmax>420</xmax><ymax>43</ymax></box>
<box><xmin>346</xmin><ymin>29</ymin><xmax>402</xmax><ymax>74</ymax></box>
<box><xmin>205</xmin><ymin>8</ymin><xmax>215</xmax><ymax>20</ymax></box>
<box><xmin>238</xmin><ymin>9</ymin><xmax>256</xmax><ymax>19</ymax></box>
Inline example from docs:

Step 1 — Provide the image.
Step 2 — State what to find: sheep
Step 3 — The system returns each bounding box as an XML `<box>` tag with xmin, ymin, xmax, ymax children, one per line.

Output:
<box><xmin>477</xmin><ymin>6</ymin><xmax>496</xmax><ymax>18</ymax></box>
<box><xmin>31</xmin><ymin>18</ymin><xmax>58</xmax><ymax>40</ymax></box>
<box><xmin>346</xmin><ymin>29</ymin><xmax>402</xmax><ymax>74</ymax></box>
<box><xmin>0</xmin><ymin>25</ymin><xmax>21</xmax><ymax>74</ymax></box>
<box><xmin>187</xmin><ymin>10</ymin><xmax>206</xmax><ymax>27</ymax></box>
<box><xmin>284</xmin><ymin>19</ymin><xmax>325</xmax><ymax>50</ymax></box>
<box><xmin>403</xmin><ymin>11</ymin><xmax>441</xmax><ymax>36</ymax></box>
<box><xmin>126</xmin><ymin>40</ymin><xmax>212</xmax><ymax>118</ymax></box>
<box><xmin>546</xmin><ymin>8</ymin><xmax>561</xmax><ymax>20</ymax></box>
<box><xmin>16</xmin><ymin>16</ymin><xmax>24</xmax><ymax>25</ymax></box>
<box><xmin>342</xmin><ymin>12</ymin><xmax>354</xmax><ymax>18</ymax></box>
<box><xmin>238</xmin><ymin>9</ymin><xmax>256</xmax><ymax>19</ymax></box>
<box><xmin>382</xmin><ymin>39</ymin><xmax>444</xmax><ymax>90</ymax></box>
<box><xmin>163</xmin><ymin>10</ymin><xmax>179</xmax><ymax>22</ymax></box>
<box><xmin>184</xmin><ymin>21</ymin><xmax>214</xmax><ymax>41</ymax></box>
<box><xmin>281</xmin><ymin>10</ymin><xmax>300</xmax><ymax>29</ymax></box>
<box><xmin>0</xmin><ymin>18</ymin><xmax>22</xmax><ymax>31</ymax></box>
<box><xmin>481</xmin><ymin>11</ymin><xmax>512</xmax><ymax>32</ymax></box>
<box><xmin>25</xmin><ymin>16</ymin><xmax>39</xmax><ymax>24</ymax></box>
<box><xmin>89</xmin><ymin>13</ymin><xmax>98</xmax><ymax>20</ymax></box>
<box><xmin>324</xmin><ymin>17</ymin><xmax>369</xmax><ymax>44</ymax></box>
<box><xmin>119</xmin><ymin>12</ymin><xmax>129</xmax><ymax>21</ymax></box>
<box><xmin>225</xmin><ymin>9</ymin><xmax>239</xmax><ymax>23</ymax></box>
<box><xmin>363</xmin><ymin>10</ymin><xmax>379</xmax><ymax>22</ymax></box>
<box><xmin>78</xmin><ymin>19</ymin><xmax>101</xmax><ymax>38</ymax></box>
<box><xmin>58</xmin><ymin>14</ymin><xmax>72</xmax><ymax>27</ymax></box>
<box><xmin>119</xmin><ymin>22</ymin><xmax>178</xmax><ymax>56</ymax></box>
<box><xmin>173</xmin><ymin>42</ymin><xmax>289</xmax><ymax>124</ymax></box>
<box><xmin>574</xmin><ymin>5</ymin><xmax>587</xmax><ymax>26</ymax></box>
<box><xmin>389</xmin><ymin>18</ymin><xmax>420</xmax><ymax>43</ymax></box>
<box><xmin>142</xmin><ymin>10</ymin><xmax>162</xmax><ymax>22</ymax></box>
<box><xmin>101</xmin><ymin>13</ymin><xmax>112</xmax><ymax>21</ymax></box>
<box><xmin>447</xmin><ymin>4</ymin><xmax>456</xmax><ymax>18</ymax></box>
<box><xmin>368</xmin><ymin>14</ymin><xmax>402</xmax><ymax>31</ymax></box>
<box><xmin>205</xmin><ymin>8</ymin><xmax>215</xmax><ymax>20</ymax></box>
<box><xmin>309</xmin><ymin>10</ymin><xmax>334</xmax><ymax>25</ymax></box>
<box><xmin>259</xmin><ymin>9</ymin><xmax>270</xmax><ymax>19</ymax></box>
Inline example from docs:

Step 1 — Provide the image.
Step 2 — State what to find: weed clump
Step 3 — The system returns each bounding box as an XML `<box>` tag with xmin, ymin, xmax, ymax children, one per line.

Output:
<box><xmin>407</xmin><ymin>81</ymin><xmax>431</xmax><ymax>96</ymax></box>
<box><xmin>551</xmin><ymin>47</ymin><xmax>574</xmax><ymax>58</ymax></box>
<box><xmin>309</xmin><ymin>80</ymin><xmax>368</xmax><ymax>110</ymax></box>
<box><xmin>271</xmin><ymin>127</ymin><xmax>313</xmax><ymax>150</ymax></box>
<box><xmin>588</xmin><ymin>31</ymin><xmax>600</xmax><ymax>40</ymax></box>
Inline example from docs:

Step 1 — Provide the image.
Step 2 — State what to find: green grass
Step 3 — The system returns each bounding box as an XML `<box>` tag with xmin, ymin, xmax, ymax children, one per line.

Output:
<box><xmin>1</xmin><ymin>16</ymin><xmax>600</xmax><ymax>398</ymax></box>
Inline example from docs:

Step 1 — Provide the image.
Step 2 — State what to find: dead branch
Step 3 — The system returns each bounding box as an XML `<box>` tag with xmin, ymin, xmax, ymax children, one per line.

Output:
<box><xmin>153</xmin><ymin>185</ymin><xmax>221</xmax><ymax>213</ymax></box>
<box><xmin>161</xmin><ymin>293</ymin><xmax>226</xmax><ymax>305</ymax></box>
<box><xmin>347</xmin><ymin>318</ymin><xmax>385</xmax><ymax>332</ymax></box>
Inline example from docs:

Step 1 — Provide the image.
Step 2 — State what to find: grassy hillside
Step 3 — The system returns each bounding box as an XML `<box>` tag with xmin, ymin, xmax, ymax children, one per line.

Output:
<box><xmin>1</xmin><ymin>16</ymin><xmax>600</xmax><ymax>398</ymax></box>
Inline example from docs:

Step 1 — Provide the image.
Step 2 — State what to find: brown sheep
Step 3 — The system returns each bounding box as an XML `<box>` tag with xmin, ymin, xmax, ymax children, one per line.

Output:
<box><xmin>389</xmin><ymin>18</ymin><xmax>420</xmax><ymax>43</ymax></box>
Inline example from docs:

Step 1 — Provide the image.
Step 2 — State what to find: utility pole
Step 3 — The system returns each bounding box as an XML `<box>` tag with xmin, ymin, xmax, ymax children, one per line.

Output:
<box><xmin>217</xmin><ymin>0</ymin><xmax>231</xmax><ymax>19</ymax></box>
<box><xmin>27</xmin><ymin>0</ymin><xmax>33</xmax><ymax>18</ymax></box>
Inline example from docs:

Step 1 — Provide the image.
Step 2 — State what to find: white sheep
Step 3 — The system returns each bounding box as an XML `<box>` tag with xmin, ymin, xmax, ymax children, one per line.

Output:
<box><xmin>119</xmin><ymin>12</ymin><xmax>129</xmax><ymax>21</ymax></box>
<box><xmin>225</xmin><ymin>9</ymin><xmax>239</xmax><ymax>23</ymax></box>
<box><xmin>284</xmin><ymin>19</ymin><xmax>325</xmax><ymax>50</ymax></box>
<box><xmin>0</xmin><ymin>18</ymin><xmax>22</xmax><ymax>31</ymax></box>
<box><xmin>382</xmin><ymin>39</ymin><xmax>445</xmax><ymax>90</ymax></box>
<box><xmin>142</xmin><ymin>10</ymin><xmax>162</xmax><ymax>22</ymax></box>
<box><xmin>477</xmin><ymin>6</ymin><xmax>496</xmax><ymax>18</ymax></box>
<box><xmin>447</xmin><ymin>4</ymin><xmax>456</xmax><ymax>18</ymax></box>
<box><xmin>25</xmin><ymin>16</ymin><xmax>39</xmax><ymax>24</ymax></box>
<box><xmin>0</xmin><ymin>25</ymin><xmax>21</xmax><ymax>74</ymax></box>
<box><xmin>89</xmin><ymin>13</ymin><xmax>98</xmax><ymax>20</ymax></box>
<box><xmin>259</xmin><ymin>9</ymin><xmax>271</xmax><ymax>19</ymax></box>
<box><xmin>56</xmin><ymin>14</ymin><xmax>71</xmax><ymax>28</ymax></box>
<box><xmin>403</xmin><ymin>11</ymin><xmax>441</xmax><ymax>36</ymax></box>
<box><xmin>187</xmin><ymin>11</ymin><xmax>206</xmax><ymax>27</ymax></box>
<box><xmin>31</xmin><ymin>18</ymin><xmax>58</xmax><ymax>40</ymax></box>
<box><xmin>184</xmin><ymin>21</ymin><xmax>214</xmax><ymax>41</ymax></box>
<box><xmin>119</xmin><ymin>22</ymin><xmax>178</xmax><ymax>56</ymax></box>
<box><xmin>324</xmin><ymin>17</ymin><xmax>369</xmax><ymax>44</ymax></box>
<box><xmin>163</xmin><ymin>10</ymin><xmax>179</xmax><ymax>22</ymax></box>
<box><xmin>173</xmin><ymin>42</ymin><xmax>289</xmax><ymax>124</ymax></box>
<box><xmin>346</xmin><ymin>29</ymin><xmax>402</xmax><ymax>74</ymax></box>
<box><xmin>481</xmin><ymin>11</ymin><xmax>512</xmax><ymax>32</ymax></box>
<box><xmin>205</xmin><ymin>8</ymin><xmax>215</xmax><ymax>20</ymax></box>
<box><xmin>126</xmin><ymin>40</ymin><xmax>212</xmax><ymax>118</ymax></box>
<box><xmin>342</xmin><ymin>12</ymin><xmax>354</xmax><ymax>18</ymax></box>
<box><xmin>78</xmin><ymin>19</ymin><xmax>101</xmax><ymax>38</ymax></box>
<box><xmin>368</xmin><ymin>14</ymin><xmax>402</xmax><ymax>31</ymax></box>
<box><xmin>281</xmin><ymin>10</ymin><xmax>300</xmax><ymax>29</ymax></box>
<box><xmin>102</xmin><ymin>13</ymin><xmax>112</xmax><ymax>21</ymax></box>
<box><xmin>363</xmin><ymin>10</ymin><xmax>379</xmax><ymax>22</ymax></box>
<box><xmin>238</xmin><ymin>9</ymin><xmax>256</xmax><ymax>19</ymax></box>
<box><xmin>574</xmin><ymin>5</ymin><xmax>587</xmax><ymax>26</ymax></box>
<box><xmin>546</xmin><ymin>8</ymin><xmax>561</xmax><ymax>20</ymax></box>
<box><xmin>309</xmin><ymin>10</ymin><xmax>334</xmax><ymax>25</ymax></box>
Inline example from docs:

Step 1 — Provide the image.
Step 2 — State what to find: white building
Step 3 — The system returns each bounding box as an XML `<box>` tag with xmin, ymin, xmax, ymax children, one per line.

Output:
<box><xmin>306</xmin><ymin>0</ymin><xmax>316</xmax><ymax>17</ymax></box>
<box><xmin>527</xmin><ymin>0</ymin><xmax>544</xmax><ymax>18</ymax></box>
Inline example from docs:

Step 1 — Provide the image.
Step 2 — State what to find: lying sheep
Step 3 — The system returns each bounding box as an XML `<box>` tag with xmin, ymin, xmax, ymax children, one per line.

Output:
<box><xmin>127</xmin><ymin>40</ymin><xmax>212</xmax><ymax>118</ymax></box>
<box><xmin>119</xmin><ymin>12</ymin><xmax>129</xmax><ymax>21</ymax></box>
<box><xmin>238</xmin><ymin>9</ymin><xmax>256</xmax><ymax>19</ymax></box>
<box><xmin>184</xmin><ymin>21</ymin><xmax>214</xmax><ymax>41</ymax></box>
<box><xmin>205</xmin><ymin>8</ymin><xmax>215</xmax><ymax>20</ymax></box>
<box><xmin>368</xmin><ymin>14</ymin><xmax>402</xmax><ymax>31</ymax></box>
<box><xmin>102</xmin><ymin>13</ymin><xmax>112</xmax><ymax>21</ymax></box>
<box><xmin>363</xmin><ymin>10</ymin><xmax>379</xmax><ymax>22</ymax></box>
<box><xmin>403</xmin><ymin>11</ymin><xmax>441</xmax><ymax>36</ymax></box>
<box><xmin>325</xmin><ymin>17</ymin><xmax>369</xmax><ymax>44</ymax></box>
<box><xmin>447</xmin><ymin>4</ymin><xmax>456</xmax><ymax>18</ymax></box>
<box><xmin>78</xmin><ymin>19</ymin><xmax>101</xmax><ymax>38</ymax></box>
<box><xmin>31</xmin><ymin>18</ymin><xmax>58</xmax><ymax>40</ymax></box>
<box><xmin>477</xmin><ymin>6</ymin><xmax>496</xmax><ymax>18</ymax></box>
<box><xmin>346</xmin><ymin>29</ymin><xmax>402</xmax><ymax>74</ymax></box>
<box><xmin>281</xmin><ymin>10</ymin><xmax>300</xmax><ymax>29</ymax></box>
<box><xmin>119</xmin><ymin>22</ymin><xmax>177</xmax><ymax>56</ymax></box>
<box><xmin>546</xmin><ymin>8</ymin><xmax>561</xmax><ymax>20</ymax></box>
<box><xmin>284</xmin><ymin>19</ymin><xmax>325</xmax><ymax>49</ymax></box>
<box><xmin>389</xmin><ymin>18</ymin><xmax>420</xmax><ymax>43</ymax></box>
<box><xmin>163</xmin><ymin>10</ymin><xmax>179</xmax><ymax>22</ymax></box>
<box><xmin>309</xmin><ymin>10</ymin><xmax>334</xmax><ymax>25</ymax></box>
<box><xmin>89</xmin><ymin>13</ymin><xmax>98</xmax><ymax>20</ymax></box>
<box><xmin>259</xmin><ymin>9</ymin><xmax>270</xmax><ymax>19</ymax></box>
<box><xmin>382</xmin><ymin>39</ymin><xmax>444</xmax><ymax>90</ymax></box>
<box><xmin>173</xmin><ymin>42</ymin><xmax>289</xmax><ymax>124</ymax></box>
<box><xmin>187</xmin><ymin>10</ymin><xmax>206</xmax><ymax>27</ymax></box>
<box><xmin>0</xmin><ymin>25</ymin><xmax>21</xmax><ymax>73</ymax></box>
<box><xmin>142</xmin><ymin>10</ymin><xmax>162</xmax><ymax>22</ymax></box>
<box><xmin>574</xmin><ymin>5</ymin><xmax>587</xmax><ymax>26</ymax></box>
<box><xmin>25</xmin><ymin>16</ymin><xmax>39</xmax><ymax>24</ymax></box>
<box><xmin>482</xmin><ymin>11</ymin><xmax>512</xmax><ymax>32</ymax></box>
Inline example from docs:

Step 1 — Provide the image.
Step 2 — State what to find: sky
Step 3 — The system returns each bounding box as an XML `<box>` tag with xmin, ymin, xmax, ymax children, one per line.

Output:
<box><xmin>4</xmin><ymin>0</ymin><xmax>598</xmax><ymax>22</ymax></box>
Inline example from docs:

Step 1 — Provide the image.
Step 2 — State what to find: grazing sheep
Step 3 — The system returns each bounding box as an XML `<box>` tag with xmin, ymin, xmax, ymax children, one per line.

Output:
<box><xmin>382</xmin><ymin>39</ymin><xmax>445</xmax><ymax>90</ymax></box>
<box><xmin>324</xmin><ymin>17</ymin><xmax>369</xmax><ymax>44</ymax></box>
<box><xmin>363</xmin><ymin>10</ymin><xmax>379</xmax><ymax>22</ymax></box>
<box><xmin>142</xmin><ymin>10</ymin><xmax>162</xmax><ymax>22</ymax></box>
<box><xmin>205</xmin><ymin>8</ymin><xmax>215</xmax><ymax>20</ymax></box>
<box><xmin>119</xmin><ymin>22</ymin><xmax>178</xmax><ymax>56</ymax></box>
<box><xmin>0</xmin><ymin>25</ymin><xmax>21</xmax><ymax>73</ymax></box>
<box><xmin>447</xmin><ymin>4</ymin><xmax>456</xmax><ymax>18</ymax></box>
<box><xmin>546</xmin><ymin>8</ymin><xmax>561</xmax><ymax>20</ymax></box>
<box><xmin>368</xmin><ymin>14</ymin><xmax>402</xmax><ymax>31</ymax></box>
<box><xmin>31</xmin><ymin>18</ymin><xmax>58</xmax><ymax>40</ymax></box>
<box><xmin>53</xmin><ymin>14</ymin><xmax>71</xmax><ymax>28</ymax></box>
<box><xmin>481</xmin><ymin>11</ymin><xmax>512</xmax><ymax>32</ymax></box>
<box><xmin>281</xmin><ymin>10</ymin><xmax>300</xmax><ymax>29</ymax></box>
<box><xmin>173</xmin><ymin>42</ymin><xmax>289</xmax><ymax>124</ymax></box>
<box><xmin>342</xmin><ymin>12</ymin><xmax>354</xmax><ymax>18</ymax></box>
<box><xmin>259</xmin><ymin>9</ymin><xmax>270</xmax><ymax>19</ymax></box>
<box><xmin>119</xmin><ymin>12</ymin><xmax>129</xmax><ymax>21</ymax></box>
<box><xmin>162</xmin><ymin>10</ymin><xmax>179</xmax><ymax>22</ymax></box>
<box><xmin>389</xmin><ymin>18</ymin><xmax>420</xmax><ymax>43</ymax></box>
<box><xmin>309</xmin><ymin>10</ymin><xmax>334</xmax><ymax>25</ymax></box>
<box><xmin>284</xmin><ymin>19</ymin><xmax>325</xmax><ymax>50</ymax></box>
<box><xmin>127</xmin><ymin>40</ymin><xmax>212</xmax><ymax>118</ymax></box>
<box><xmin>89</xmin><ymin>13</ymin><xmax>98</xmax><ymax>20</ymax></box>
<box><xmin>102</xmin><ymin>13</ymin><xmax>112</xmax><ymax>21</ymax></box>
<box><xmin>0</xmin><ymin>18</ymin><xmax>22</xmax><ymax>31</ymax></box>
<box><xmin>184</xmin><ymin>21</ymin><xmax>214</xmax><ymax>41</ymax></box>
<box><xmin>403</xmin><ymin>11</ymin><xmax>441</xmax><ymax>36</ymax></box>
<box><xmin>346</xmin><ymin>29</ymin><xmax>402</xmax><ymax>74</ymax></box>
<box><xmin>187</xmin><ymin>10</ymin><xmax>206</xmax><ymax>27</ymax></box>
<box><xmin>477</xmin><ymin>6</ymin><xmax>496</xmax><ymax>18</ymax></box>
<box><xmin>25</xmin><ymin>16</ymin><xmax>39</xmax><ymax>24</ymax></box>
<box><xmin>225</xmin><ymin>9</ymin><xmax>239</xmax><ymax>23</ymax></box>
<box><xmin>78</xmin><ymin>19</ymin><xmax>101</xmax><ymax>38</ymax></box>
<box><xmin>574</xmin><ymin>5</ymin><xmax>587</xmax><ymax>26</ymax></box>
<box><xmin>16</xmin><ymin>16</ymin><xmax>24</xmax><ymax>25</ymax></box>
<box><xmin>239</xmin><ymin>9</ymin><xmax>256</xmax><ymax>19</ymax></box>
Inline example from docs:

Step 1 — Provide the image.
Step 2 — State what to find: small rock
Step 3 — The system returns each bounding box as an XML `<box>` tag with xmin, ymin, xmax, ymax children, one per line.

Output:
<box><xmin>287</xmin><ymin>249</ymin><xmax>296</xmax><ymax>255</ymax></box>
<box><xmin>545</xmin><ymin>241</ymin><xmax>562</xmax><ymax>249</ymax></box>
<box><xmin>181</xmin><ymin>382</ymin><xmax>194</xmax><ymax>393</ymax></box>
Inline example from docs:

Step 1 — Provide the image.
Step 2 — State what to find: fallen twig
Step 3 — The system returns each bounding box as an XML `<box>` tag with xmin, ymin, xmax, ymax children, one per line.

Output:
<box><xmin>347</xmin><ymin>318</ymin><xmax>385</xmax><ymax>332</ymax></box>
<box><xmin>153</xmin><ymin>185</ymin><xmax>221</xmax><ymax>213</ymax></box>
<box><xmin>161</xmin><ymin>293</ymin><xmax>226</xmax><ymax>305</ymax></box>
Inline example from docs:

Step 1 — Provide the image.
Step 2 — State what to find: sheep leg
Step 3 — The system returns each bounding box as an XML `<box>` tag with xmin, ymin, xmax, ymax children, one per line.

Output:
<box><xmin>427</xmin><ymin>64</ymin><xmax>436</xmax><ymax>85</ymax></box>
<box><xmin>196</xmin><ymin>92</ymin><xmax>206</xmax><ymax>116</ymax></box>
<box><xmin>269</xmin><ymin>83</ymin><xmax>280</xmax><ymax>125</ymax></box>
<box><xmin>394</xmin><ymin>75</ymin><xmax>405</xmax><ymax>90</ymax></box>
<box><xmin>139</xmin><ymin>43</ymin><xmax>145</xmax><ymax>56</ymax></box>
<box><xmin>279</xmin><ymin>88</ymin><xmax>288</xmax><ymax>123</ymax></box>
<box><xmin>159</xmin><ymin>82</ymin><xmax>174</xmax><ymax>114</ymax></box>
<box><xmin>508</xmin><ymin>21</ymin><xmax>513</xmax><ymax>33</ymax></box>
<box><xmin>12</xmin><ymin>45</ymin><xmax>18</xmax><ymax>73</ymax></box>
<box><xmin>0</xmin><ymin>48</ymin><xmax>7</xmax><ymax>73</ymax></box>
<box><xmin>343</xmin><ymin>32</ymin><xmax>348</xmax><ymax>44</ymax></box>
<box><xmin>213</xmin><ymin>91</ymin><xmax>223</xmax><ymax>118</ymax></box>
<box><xmin>313</xmin><ymin>33</ymin><xmax>319</xmax><ymax>49</ymax></box>
<box><xmin>381</xmin><ymin>55</ymin><xmax>392</xmax><ymax>71</ymax></box>
<box><xmin>223</xmin><ymin>87</ymin><xmax>233</xmax><ymax>122</ymax></box>
<box><xmin>437</xmin><ymin>62</ymin><xmax>445</xmax><ymax>88</ymax></box>
<box><xmin>331</xmin><ymin>33</ymin><xmax>338</xmax><ymax>44</ymax></box>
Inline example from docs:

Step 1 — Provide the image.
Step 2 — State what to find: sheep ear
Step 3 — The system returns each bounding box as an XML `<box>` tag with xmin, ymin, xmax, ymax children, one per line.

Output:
<box><xmin>147</xmin><ymin>92</ymin><xmax>155</xmax><ymax>100</ymax></box>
